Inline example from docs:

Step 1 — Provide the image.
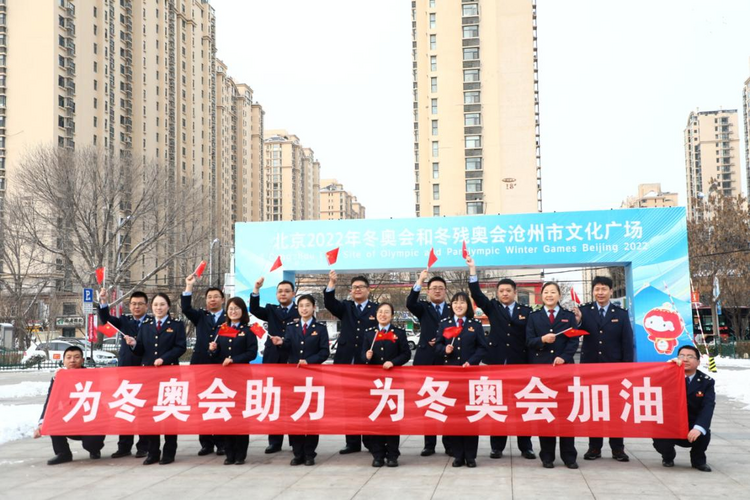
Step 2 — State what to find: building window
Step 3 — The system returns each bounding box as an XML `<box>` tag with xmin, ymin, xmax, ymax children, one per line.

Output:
<box><xmin>431</xmin><ymin>98</ymin><xmax>438</xmax><ymax>114</ymax></box>
<box><xmin>58</xmin><ymin>55</ymin><xmax>66</xmax><ymax>67</ymax></box>
<box><xmin>464</xmin><ymin>69</ymin><xmax>480</xmax><ymax>82</ymax></box>
<box><xmin>463</xmin><ymin>25</ymin><xmax>479</xmax><ymax>38</ymax></box>
<box><xmin>432</xmin><ymin>141</ymin><xmax>439</xmax><ymax>157</ymax></box>
<box><xmin>467</xmin><ymin>202</ymin><xmax>483</xmax><ymax>215</ymax></box>
<box><xmin>58</xmin><ymin>116</ymin><xmax>65</xmax><ymax>128</ymax></box>
<box><xmin>462</xmin><ymin>3</ymin><xmax>479</xmax><ymax>16</ymax></box>
<box><xmin>429</xmin><ymin>34</ymin><xmax>437</xmax><ymax>50</ymax></box>
<box><xmin>465</xmin><ymin>113</ymin><xmax>481</xmax><ymax>126</ymax></box>
<box><xmin>466</xmin><ymin>179</ymin><xmax>483</xmax><ymax>192</ymax></box>
<box><xmin>430</xmin><ymin>56</ymin><xmax>437</xmax><ymax>71</ymax></box>
<box><xmin>429</xmin><ymin>13</ymin><xmax>436</xmax><ymax>29</ymax></box>
<box><xmin>433</xmin><ymin>184</ymin><xmax>440</xmax><ymax>200</ymax></box>
<box><xmin>433</xmin><ymin>206</ymin><xmax>440</xmax><ymax>216</ymax></box>
<box><xmin>430</xmin><ymin>77</ymin><xmax>438</xmax><ymax>93</ymax></box>
<box><xmin>466</xmin><ymin>157</ymin><xmax>482</xmax><ymax>170</ymax></box>
<box><xmin>432</xmin><ymin>120</ymin><xmax>438</xmax><ymax>135</ymax></box>
<box><xmin>58</xmin><ymin>96</ymin><xmax>66</xmax><ymax>108</ymax></box>
<box><xmin>463</xmin><ymin>47</ymin><xmax>479</xmax><ymax>60</ymax></box>
<box><xmin>464</xmin><ymin>91</ymin><xmax>481</xmax><ymax>104</ymax></box>
<box><xmin>429</xmin><ymin>0</ymin><xmax>436</xmax><ymax>7</ymax></box>
<box><xmin>432</xmin><ymin>162</ymin><xmax>439</xmax><ymax>179</ymax></box>
<box><xmin>465</xmin><ymin>135</ymin><xmax>481</xmax><ymax>148</ymax></box>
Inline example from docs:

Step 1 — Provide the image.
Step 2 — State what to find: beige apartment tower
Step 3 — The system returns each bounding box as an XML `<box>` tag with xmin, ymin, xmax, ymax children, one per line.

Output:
<box><xmin>411</xmin><ymin>0</ymin><xmax>541</xmax><ymax>217</ymax></box>
<box><xmin>684</xmin><ymin>109</ymin><xmax>742</xmax><ymax>218</ymax></box>
<box><xmin>621</xmin><ymin>183</ymin><xmax>678</xmax><ymax>209</ymax></box>
<box><xmin>743</xmin><ymin>76</ymin><xmax>750</xmax><ymax>195</ymax></box>
<box><xmin>320</xmin><ymin>179</ymin><xmax>366</xmax><ymax>220</ymax></box>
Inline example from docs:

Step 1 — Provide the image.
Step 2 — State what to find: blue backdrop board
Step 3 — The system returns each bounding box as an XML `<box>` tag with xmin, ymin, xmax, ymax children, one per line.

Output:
<box><xmin>235</xmin><ymin>207</ymin><xmax>691</xmax><ymax>362</ymax></box>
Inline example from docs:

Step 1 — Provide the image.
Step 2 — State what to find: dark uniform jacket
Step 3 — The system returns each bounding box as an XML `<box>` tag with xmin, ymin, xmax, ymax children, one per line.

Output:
<box><xmin>39</xmin><ymin>368</ymin><xmax>86</xmax><ymax>422</ymax></box>
<box><xmin>279</xmin><ymin>319</ymin><xmax>330</xmax><ymax>365</ymax></box>
<box><xmin>324</xmin><ymin>289</ymin><xmax>378</xmax><ymax>364</ymax></box>
<box><xmin>249</xmin><ymin>294</ymin><xmax>299</xmax><ymax>364</ymax></box>
<box><xmin>209</xmin><ymin>323</ymin><xmax>258</xmax><ymax>364</ymax></box>
<box><xmin>362</xmin><ymin>325</ymin><xmax>412</xmax><ymax>366</ymax></box>
<box><xmin>468</xmin><ymin>281</ymin><xmax>531</xmax><ymax>365</ymax></box>
<box><xmin>686</xmin><ymin>370</ymin><xmax>715</xmax><ymax>431</ymax></box>
<box><xmin>435</xmin><ymin>317</ymin><xmax>488</xmax><ymax>366</ymax></box>
<box><xmin>97</xmin><ymin>304</ymin><xmax>147</xmax><ymax>367</ymax></box>
<box><xmin>181</xmin><ymin>294</ymin><xmax>225</xmax><ymax>365</ymax></box>
<box><xmin>406</xmin><ymin>288</ymin><xmax>452</xmax><ymax>366</ymax></box>
<box><xmin>131</xmin><ymin>316</ymin><xmax>187</xmax><ymax>366</ymax></box>
<box><xmin>525</xmin><ymin>308</ymin><xmax>578</xmax><ymax>364</ymax></box>
<box><xmin>578</xmin><ymin>302</ymin><xmax>634</xmax><ymax>363</ymax></box>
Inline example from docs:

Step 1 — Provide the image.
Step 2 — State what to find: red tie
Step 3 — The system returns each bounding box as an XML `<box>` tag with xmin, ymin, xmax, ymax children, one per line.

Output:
<box><xmin>458</xmin><ymin>318</ymin><xmax>464</xmax><ymax>329</ymax></box>
<box><xmin>548</xmin><ymin>310</ymin><xmax>555</xmax><ymax>324</ymax></box>
<box><xmin>302</xmin><ymin>324</ymin><xmax>308</xmax><ymax>336</ymax></box>
<box><xmin>156</xmin><ymin>320</ymin><xmax>162</xmax><ymax>332</ymax></box>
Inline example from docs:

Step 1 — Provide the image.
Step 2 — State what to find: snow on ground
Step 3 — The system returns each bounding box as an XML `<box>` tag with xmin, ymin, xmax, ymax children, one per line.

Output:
<box><xmin>713</xmin><ymin>356</ymin><xmax>750</xmax><ymax>368</ymax></box>
<box><xmin>704</xmin><ymin>356</ymin><xmax>750</xmax><ymax>410</ymax></box>
<box><xmin>0</xmin><ymin>404</ymin><xmax>43</xmax><ymax>445</ymax></box>
<box><xmin>0</xmin><ymin>382</ymin><xmax>49</xmax><ymax>399</ymax></box>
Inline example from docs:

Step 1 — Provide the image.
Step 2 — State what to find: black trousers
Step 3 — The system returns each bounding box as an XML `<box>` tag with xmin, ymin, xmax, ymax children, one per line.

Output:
<box><xmin>268</xmin><ymin>434</ymin><xmax>285</xmax><ymax>448</ymax></box>
<box><xmin>223</xmin><ymin>435</ymin><xmax>249</xmax><ymax>462</ymax></box>
<box><xmin>290</xmin><ymin>435</ymin><xmax>320</xmax><ymax>459</ymax></box>
<box><xmin>588</xmin><ymin>437</ymin><xmax>624</xmax><ymax>452</ymax></box>
<box><xmin>490</xmin><ymin>435</ymin><xmax>534</xmax><ymax>453</ymax></box>
<box><xmin>653</xmin><ymin>431</ymin><xmax>710</xmax><ymax>466</ymax></box>
<box><xmin>424</xmin><ymin>435</ymin><xmax>451</xmax><ymax>452</ymax></box>
<box><xmin>539</xmin><ymin>437</ymin><xmax>577</xmax><ymax>465</ymax></box>
<box><xmin>370</xmin><ymin>435</ymin><xmax>400</xmax><ymax>461</ymax></box>
<box><xmin>117</xmin><ymin>434</ymin><xmax>147</xmax><ymax>453</ymax></box>
<box><xmin>199</xmin><ymin>434</ymin><xmax>223</xmax><ymax>451</ymax></box>
<box><xmin>145</xmin><ymin>435</ymin><xmax>177</xmax><ymax>459</ymax></box>
<box><xmin>445</xmin><ymin>436</ymin><xmax>478</xmax><ymax>461</ymax></box>
<box><xmin>51</xmin><ymin>435</ymin><xmax>105</xmax><ymax>456</ymax></box>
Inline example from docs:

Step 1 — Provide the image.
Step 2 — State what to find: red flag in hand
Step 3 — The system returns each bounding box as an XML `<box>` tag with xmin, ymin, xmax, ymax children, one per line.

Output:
<box><xmin>326</xmin><ymin>247</ymin><xmax>339</xmax><ymax>265</ymax></box>
<box><xmin>250</xmin><ymin>323</ymin><xmax>266</xmax><ymax>339</ymax></box>
<box><xmin>570</xmin><ymin>288</ymin><xmax>581</xmax><ymax>305</ymax></box>
<box><xmin>194</xmin><ymin>260</ymin><xmax>207</xmax><ymax>278</ymax></box>
<box><xmin>375</xmin><ymin>330</ymin><xmax>397</xmax><ymax>343</ymax></box>
<box><xmin>560</xmin><ymin>328</ymin><xmax>589</xmax><ymax>338</ymax></box>
<box><xmin>441</xmin><ymin>325</ymin><xmax>461</xmax><ymax>339</ymax></box>
<box><xmin>218</xmin><ymin>324</ymin><xmax>240</xmax><ymax>339</ymax></box>
<box><xmin>427</xmin><ymin>248</ymin><xmax>438</xmax><ymax>269</ymax></box>
<box><xmin>96</xmin><ymin>322</ymin><xmax>121</xmax><ymax>338</ymax></box>
<box><xmin>462</xmin><ymin>240</ymin><xmax>468</xmax><ymax>259</ymax></box>
<box><xmin>269</xmin><ymin>256</ymin><xmax>283</xmax><ymax>272</ymax></box>
<box><xmin>95</xmin><ymin>267</ymin><xmax>106</xmax><ymax>285</ymax></box>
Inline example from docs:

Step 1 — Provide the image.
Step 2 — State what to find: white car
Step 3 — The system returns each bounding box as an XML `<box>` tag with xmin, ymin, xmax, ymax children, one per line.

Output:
<box><xmin>22</xmin><ymin>340</ymin><xmax>118</xmax><ymax>366</ymax></box>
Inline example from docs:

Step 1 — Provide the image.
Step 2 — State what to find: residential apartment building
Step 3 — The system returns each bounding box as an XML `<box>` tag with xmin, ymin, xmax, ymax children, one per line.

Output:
<box><xmin>319</xmin><ymin>179</ymin><xmax>366</xmax><ymax>220</ymax></box>
<box><xmin>621</xmin><ymin>183</ymin><xmax>678</xmax><ymax>209</ymax></box>
<box><xmin>743</xmin><ymin>76</ymin><xmax>750</xmax><ymax>196</ymax></box>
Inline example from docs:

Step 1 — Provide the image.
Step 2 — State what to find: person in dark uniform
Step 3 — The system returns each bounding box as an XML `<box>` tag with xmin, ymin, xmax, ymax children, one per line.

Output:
<box><xmin>652</xmin><ymin>345</ymin><xmax>715</xmax><ymax>472</ymax></box>
<box><xmin>208</xmin><ymin>297</ymin><xmax>258</xmax><ymax>465</ymax></box>
<box><xmin>98</xmin><ymin>288</ymin><xmax>150</xmax><ymax>459</ymax></box>
<box><xmin>435</xmin><ymin>292</ymin><xmax>487</xmax><ymax>468</ymax></box>
<box><xmin>33</xmin><ymin>345</ymin><xmax>106</xmax><ymax>465</ymax></box>
<box><xmin>324</xmin><ymin>270</ymin><xmax>378</xmax><ymax>454</ymax></box>
<box><xmin>362</xmin><ymin>302</ymin><xmax>412</xmax><ymax>467</ymax></box>
<box><xmin>271</xmin><ymin>294</ymin><xmax>330</xmax><ymax>466</ymax></box>
<box><xmin>250</xmin><ymin>276</ymin><xmax>299</xmax><ymax>454</ymax></box>
<box><xmin>573</xmin><ymin>276</ymin><xmax>634</xmax><ymax>462</ymax></box>
<box><xmin>466</xmin><ymin>256</ymin><xmax>536</xmax><ymax>460</ymax></box>
<box><xmin>406</xmin><ymin>269</ymin><xmax>452</xmax><ymax>457</ymax></box>
<box><xmin>526</xmin><ymin>281</ymin><xmax>579</xmax><ymax>469</ymax></box>
<box><xmin>124</xmin><ymin>292</ymin><xmax>187</xmax><ymax>465</ymax></box>
<box><xmin>182</xmin><ymin>273</ymin><xmax>226</xmax><ymax>456</ymax></box>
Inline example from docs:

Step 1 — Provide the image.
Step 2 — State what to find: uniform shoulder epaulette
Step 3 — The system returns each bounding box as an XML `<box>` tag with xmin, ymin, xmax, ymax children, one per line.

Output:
<box><xmin>366</xmin><ymin>326</ymin><xmax>377</xmax><ymax>332</ymax></box>
<box><xmin>441</xmin><ymin>317</ymin><xmax>451</xmax><ymax>322</ymax></box>
<box><xmin>583</xmin><ymin>302</ymin><xmax>595</xmax><ymax>308</ymax></box>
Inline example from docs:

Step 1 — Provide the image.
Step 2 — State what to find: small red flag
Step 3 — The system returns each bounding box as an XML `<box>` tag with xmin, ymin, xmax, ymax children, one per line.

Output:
<box><xmin>217</xmin><ymin>324</ymin><xmax>240</xmax><ymax>338</ymax></box>
<box><xmin>269</xmin><ymin>256</ymin><xmax>282</xmax><ymax>272</ymax></box>
<box><xmin>427</xmin><ymin>248</ymin><xmax>438</xmax><ymax>269</ymax></box>
<box><xmin>462</xmin><ymin>240</ymin><xmax>468</xmax><ymax>259</ymax></box>
<box><xmin>561</xmin><ymin>328</ymin><xmax>589</xmax><ymax>338</ymax></box>
<box><xmin>375</xmin><ymin>330</ymin><xmax>397</xmax><ymax>343</ymax></box>
<box><xmin>326</xmin><ymin>247</ymin><xmax>339</xmax><ymax>265</ymax></box>
<box><xmin>441</xmin><ymin>325</ymin><xmax>461</xmax><ymax>339</ymax></box>
<box><xmin>96</xmin><ymin>322</ymin><xmax>121</xmax><ymax>338</ymax></box>
<box><xmin>95</xmin><ymin>267</ymin><xmax>106</xmax><ymax>285</ymax></box>
<box><xmin>571</xmin><ymin>288</ymin><xmax>581</xmax><ymax>305</ymax></box>
<box><xmin>250</xmin><ymin>323</ymin><xmax>266</xmax><ymax>339</ymax></box>
<box><xmin>194</xmin><ymin>260</ymin><xmax>207</xmax><ymax>278</ymax></box>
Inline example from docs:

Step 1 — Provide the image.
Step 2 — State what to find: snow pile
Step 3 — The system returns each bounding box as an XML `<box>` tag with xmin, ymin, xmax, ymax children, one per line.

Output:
<box><xmin>0</xmin><ymin>404</ymin><xmax>43</xmax><ymax>445</ymax></box>
<box><xmin>704</xmin><ymin>356</ymin><xmax>750</xmax><ymax>409</ymax></box>
<box><xmin>0</xmin><ymin>382</ymin><xmax>49</xmax><ymax>399</ymax></box>
<box><xmin>713</xmin><ymin>357</ymin><xmax>750</xmax><ymax>368</ymax></box>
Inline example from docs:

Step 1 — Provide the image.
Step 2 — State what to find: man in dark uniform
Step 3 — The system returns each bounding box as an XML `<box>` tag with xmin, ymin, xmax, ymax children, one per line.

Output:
<box><xmin>406</xmin><ymin>269</ymin><xmax>452</xmax><ymax>456</ymax></box>
<box><xmin>34</xmin><ymin>345</ymin><xmax>106</xmax><ymax>465</ymax></box>
<box><xmin>653</xmin><ymin>345</ymin><xmax>715</xmax><ymax>472</ymax></box>
<box><xmin>182</xmin><ymin>273</ymin><xmax>225</xmax><ymax>456</ymax></box>
<box><xmin>324</xmin><ymin>270</ymin><xmax>378</xmax><ymax>454</ymax></box>
<box><xmin>466</xmin><ymin>256</ymin><xmax>536</xmax><ymax>460</ymax></box>
<box><xmin>98</xmin><ymin>288</ymin><xmax>150</xmax><ymax>459</ymax></box>
<box><xmin>250</xmin><ymin>276</ymin><xmax>299</xmax><ymax>454</ymax></box>
<box><xmin>573</xmin><ymin>275</ymin><xmax>634</xmax><ymax>462</ymax></box>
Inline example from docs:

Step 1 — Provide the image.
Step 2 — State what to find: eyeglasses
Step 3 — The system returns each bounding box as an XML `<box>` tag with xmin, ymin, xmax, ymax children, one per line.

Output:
<box><xmin>351</xmin><ymin>285</ymin><xmax>368</xmax><ymax>291</ymax></box>
<box><xmin>677</xmin><ymin>354</ymin><xmax>697</xmax><ymax>360</ymax></box>
<box><xmin>428</xmin><ymin>287</ymin><xmax>446</xmax><ymax>291</ymax></box>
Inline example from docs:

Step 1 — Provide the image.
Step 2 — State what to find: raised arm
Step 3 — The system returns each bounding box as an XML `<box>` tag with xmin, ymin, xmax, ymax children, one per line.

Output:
<box><xmin>180</xmin><ymin>274</ymin><xmax>202</xmax><ymax>325</ymax></box>
<box><xmin>323</xmin><ymin>270</ymin><xmax>346</xmax><ymax>319</ymax></box>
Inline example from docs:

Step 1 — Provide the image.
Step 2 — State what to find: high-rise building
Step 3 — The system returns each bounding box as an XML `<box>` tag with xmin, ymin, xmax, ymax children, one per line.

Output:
<box><xmin>411</xmin><ymin>0</ymin><xmax>541</xmax><ymax>217</ymax></box>
<box><xmin>621</xmin><ymin>183</ymin><xmax>678</xmax><ymax>209</ymax></box>
<box><xmin>684</xmin><ymin>109</ymin><xmax>741</xmax><ymax>218</ymax></box>
<box><xmin>319</xmin><ymin>179</ymin><xmax>366</xmax><ymax>220</ymax></box>
<box><xmin>743</xmin><ymin>76</ymin><xmax>750</xmax><ymax>196</ymax></box>
<box><xmin>263</xmin><ymin>130</ymin><xmax>320</xmax><ymax>221</ymax></box>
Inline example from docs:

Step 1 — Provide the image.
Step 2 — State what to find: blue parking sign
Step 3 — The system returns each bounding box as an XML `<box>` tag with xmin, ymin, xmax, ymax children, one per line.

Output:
<box><xmin>82</xmin><ymin>288</ymin><xmax>94</xmax><ymax>303</ymax></box>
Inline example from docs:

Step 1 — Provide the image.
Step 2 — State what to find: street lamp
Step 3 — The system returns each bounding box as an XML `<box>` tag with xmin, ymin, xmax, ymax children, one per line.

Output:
<box><xmin>209</xmin><ymin>238</ymin><xmax>220</xmax><ymax>285</ymax></box>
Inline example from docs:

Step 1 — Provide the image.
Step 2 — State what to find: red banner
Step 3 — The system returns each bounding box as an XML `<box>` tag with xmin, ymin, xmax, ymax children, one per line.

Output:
<box><xmin>41</xmin><ymin>363</ymin><xmax>687</xmax><ymax>438</ymax></box>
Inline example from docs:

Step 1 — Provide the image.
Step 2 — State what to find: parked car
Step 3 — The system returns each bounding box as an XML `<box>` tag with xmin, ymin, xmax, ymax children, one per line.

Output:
<box><xmin>405</xmin><ymin>329</ymin><xmax>418</xmax><ymax>350</ymax></box>
<box><xmin>22</xmin><ymin>340</ymin><xmax>117</xmax><ymax>366</ymax></box>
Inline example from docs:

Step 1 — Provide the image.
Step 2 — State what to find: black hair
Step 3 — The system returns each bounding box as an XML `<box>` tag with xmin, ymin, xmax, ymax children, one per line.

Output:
<box><xmin>450</xmin><ymin>292</ymin><xmax>474</xmax><ymax>319</ymax></box>
<box><xmin>541</xmin><ymin>281</ymin><xmax>561</xmax><ymax>295</ymax></box>
<box><xmin>153</xmin><ymin>292</ymin><xmax>172</xmax><ymax>308</ymax></box>
<box><xmin>277</xmin><ymin>280</ymin><xmax>295</xmax><ymax>292</ymax></box>
<box><xmin>678</xmin><ymin>345</ymin><xmax>701</xmax><ymax>359</ymax></box>
<box><xmin>592</xmin><ymin>276</ymin><xmax>614</xmax><ymax>290</ymax></box>
<box><xmin>130</xmin><ymin>291</ymin><xmax>148</xmax><ymax>303</ymax></box>
<box><xmin>377</xmin><ymin>302</ymin><xmax>395</xmax><ymax>315</ymax></box>
<box><xmin>63</xmin><ymin>345</ymin><xmax>83</xmax><ymax>357</ymax></box>
<box><xmin>427</xmin><ymin>276</ymin><xmax>446</xmax><ymax>288</ymax></box>
<box><xmin>351</xmin><ymin>276</ymin><xmax>370</xmax><ymax>287</ymax></box>
<box><xmin>205</xmin><ymin>287</ymin><xmax>225</xmax><ymax>299</ymax></box>
<box><xmin>497</xmin><ymin>278</ymin><xmax>517</xmax><ymax>290</ymax></box>
<box><xmin>225</xmin><ymin>297</ymin><xmax>250</xmax><ymax>325</ymax></box>
<box><xmin>297</xmin><ymin>294</ymin><xmax>316</xmax><ymax>307</ymax></box>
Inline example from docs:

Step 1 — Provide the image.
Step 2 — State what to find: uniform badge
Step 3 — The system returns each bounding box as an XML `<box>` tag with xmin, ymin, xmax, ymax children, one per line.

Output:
<box><xmin>611</xmin><ymin>319</ymin><xmax>619</xmax><ymax>323</ymax></box>
<box><xmin>293</xmin><ymin>317</ymin><xmax>300</xmax><ymax>323</ymax></box>
<box><xmin>311</xmin><ymin>331</ymin><xmax>318</xmax><ymax>336</ymax></box>
<box><xmin>561</xmin><ymin>319</ymin><xmax>569</xmax><ymax>323</ymax></box>
<box><xmin>696</xmin><ymin>391</ymin><xmax>704</xmax><ymax>397</ymax></box>
<box><xmin>519</xmin><ymin>315</ymin><xmax>526</xmax><ymax>320</ymax></box>
<box><xmin>468</xmin><ymin>327</ymin><xmax>475</xmax><ymax>332</ymax></box>
<box><xmin>238</xmin><ymin>333</ymin><xmax>245</xmax><ymax>337</ymax></box>
<box><xmin>166</xmin><ymin>328</ymin><xmax>174</xmax><ymax>333</ymax></box>
<box><xmin>369</xmin><ymin>315</ymin><xmax>375</xmax><ymax>320</ymax></box>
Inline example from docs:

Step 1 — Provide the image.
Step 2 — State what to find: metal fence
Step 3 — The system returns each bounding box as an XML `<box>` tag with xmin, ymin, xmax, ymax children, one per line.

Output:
<box><xmin>0</xmin><ymin>346</ymin><xmax>196</xmax><ymax>370</ymax></box>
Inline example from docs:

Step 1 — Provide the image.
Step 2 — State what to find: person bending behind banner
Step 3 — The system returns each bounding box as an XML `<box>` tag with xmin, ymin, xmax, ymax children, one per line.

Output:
<box><xmin>34</xmin><ymin>345</ymin><xmax>106</xmax><ymax>465</ymax></box>
<box><xmin>435</xmin><ymin>292</ymin><xmax>487</xmax><ymax>468</ymax></box>
<box><xmin>526</xmin><ymin>281</ymin><xmax>579</xmax><ymax>470</ymax></box>
<box><xmin>652</xmin><ymin>345</ymin><xmax>715</xmax><ymax>472</ymax></box>
<box><xmin>208</xmin><ymin>297</ymin><xmax>258</xmax><ymax>465</ymax></box>
<box><xmin>362</xmin><ymin>302</ymin><xmax>412</xmax><ymax>468</ymax></box>
<box><xmin>124</xmin><ymin>293</ymin><xmax>187</xmax><ymax>465</ymax></box>
<box><xmin>272</xmin><ymin>294</ymin><xmax>330</xmax><ymax>466</ymax></box>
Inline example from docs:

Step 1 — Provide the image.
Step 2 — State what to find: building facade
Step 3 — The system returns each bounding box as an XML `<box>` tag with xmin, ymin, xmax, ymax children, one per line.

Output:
<box><xmin>743</xmin><ymin>77</ymin><xmax>750</xmax><ymax>198</ymax></box>
<box><xmin>319</xmin><ymin>179</ymin><xmax>366</xmax><ymax>220</ymax></box>
<box><xmin>621</xmin><ymin>183</ymin><xmax>678</xmax><ymax>209</ymax></box>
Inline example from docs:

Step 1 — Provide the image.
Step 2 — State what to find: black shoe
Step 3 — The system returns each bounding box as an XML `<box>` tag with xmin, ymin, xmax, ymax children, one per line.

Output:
<box><xmin>265</xmin><ymin>444</ymin><xmax>282</xmax><ymax>454</ymax></box>
<box><xmin>197</xmin><ymin>447</ymin><xmax>214</xmax><ymax>456</ymax></box>
<box><xmin>304</xmin><ymin>458</ymin><xmax>315</xmax><ymax>466</ymax></box>
<box><xmin>612</xmin><ymin>450</ymin><xmax>630</xmax><ymax>462</ymax></box>
<box><xmin>386</xmin><ymin>458</ymin><xmax>399</xmax><ymax>467</ymax></box>
<box><xmin>542</xmin><ymin>461</ymin><xmax>554</xmax><ymax>469</ymax></box>
<box><xmin>47</xmin><ymin>454</ymin><xmax>73</xmax><ymax>466</ymax></box>
<box><xmin>583</xmin><ymin>449</ymin><xmax>601</xmax><ymax>460</ymax></box>
<box><xmin>290</xmin><ymin>457</ymin><xmax>304</xmax><ymax>466</ymax></box>
<box><xmin>566</xmin><ymin>462</ymin><xmax>579</xmax><ymax>469</ymax></box>
<box><xmin>452</xmin><ymin>458</ymin><xmax>464</xmax><ymax>467</ymax></box>
<box><xmin>693</xmin><ymin>463</ymin><xmax>712</xmax><ymax>472</ymax></box>
<box><xmin>223</xmin><ymin>458</ymin><xmax>235</xmax><ymax>465</ymax></box>
<box><xmin>372</xmin><ymin>459</ymin><xmax>384</xmax><ymax>467</ymax></box>
<box><xmin>159</xmin><ymin>457</ymin><xmax>174</xmax><ymax>465</ymax></box>
<box><xmin>521</xmin><ymin>450</ymin><xmax>536</xmax><ymax>460</ymax></box>
<box><xmin>135</xmin><ymin>450</ymin><xmax>148</xmax><ymax>458</ymax></box>
<box><xmin>339</xmin><ymin>446</ymin><xmax>361</xmax><ymax>455</ymax></box>
<box><xmin>111</xmin><ymin>449</ymin><xmax>132</xmax><ymax>459</ymax></box>
<box><xmin>662</xmin><ymin>459</ymin><xmax>674</xmax><ymax>468</ymax></box>
<box><xmin>466</xmin><ymin>459</ymin><xmax>477</xmax><ymax>468</ymax></box>
<box><xmin>143</xmin><ymin>455</ymin><xmax>160</xmax><ymax>465</ymax></box>
<box><xmin>235</xmin><ymin>459</ymin><xmax>245</xmax><ymax>465</ymax></box>
<box><xmin>489</xmin><ymin>450</ymin><xmax>502</xmax><ymax>459</ymax></box>
<box><xmin>216</xmin><ymin>448</ymin><xmax>226</xmax><ymax>456</ymax></box>
<box><xmin>420</xmin><ymin>447</ymin><xmax>435</xmax><ymax>457</ymax></box>
<box><xmin>89</xmin><ymin>451</ymin><xmax>101</xmax><ymax>460</ymax></box>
